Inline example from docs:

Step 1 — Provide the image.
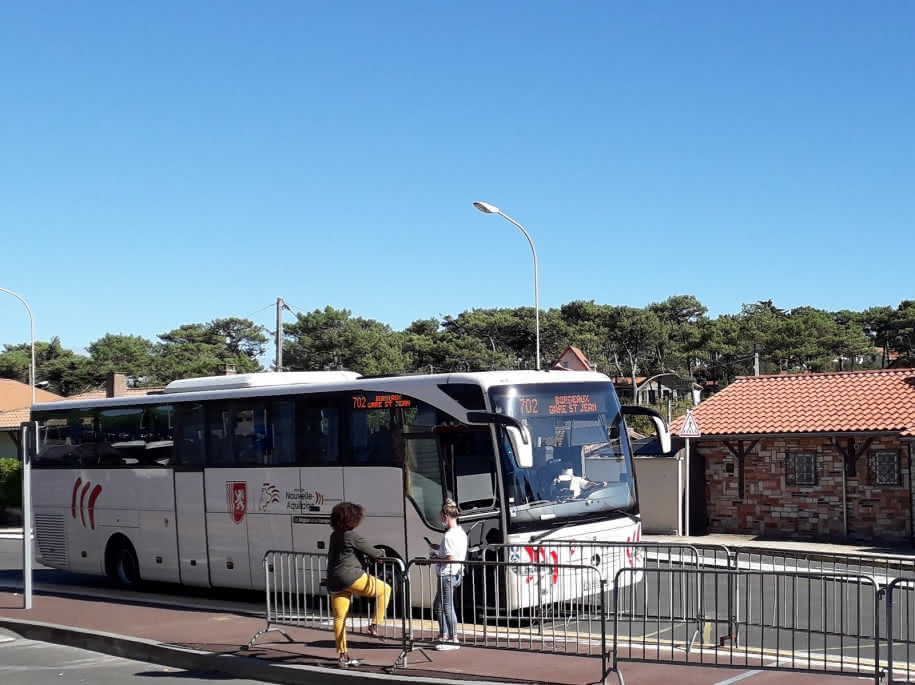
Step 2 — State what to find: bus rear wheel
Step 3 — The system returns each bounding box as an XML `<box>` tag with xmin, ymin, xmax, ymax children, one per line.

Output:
<box><xmin>106</xmin><ymin>537</ymin><xmax>141</xmax><ymax>589</ymax></box>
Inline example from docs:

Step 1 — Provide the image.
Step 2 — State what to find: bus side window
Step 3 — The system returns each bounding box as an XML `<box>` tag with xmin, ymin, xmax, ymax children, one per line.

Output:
<box><xmin>34</xmin><ymin>410</ymin><xmax>93</xmax><ymax>467</ymax></box>
<box><xmin>348</xmin><ymin>399</ymin><xmax>398</xmax><ymax>467</ymax></box>
<box><xmin>206</xmin><ymin>401</ymin><xmax>234</xmax><ymax>466</ymax></box>
<box><xmin>442</xmin><ymin>428</ymin><xmax>497</xmax><ymax>512</ymax></box>
<box><xmin>269</xmin><ymin>398</ymin><xmax>296</xmax><ymax>465</ymax></box>
<box><xmin>144</xmin><ymin>405</ymin><xmax>175</xmax><ymax>466</ymax></box>
<box><xmin>298</xmin><ymin>401</ymin><xmax>341</xmax><ymax>466</ymax></box>
<box><xmin>232</xmin><ymin>400</ymin><xmax>269</xmax><ymax>465</ymax></box>
<box><xmin>99</xmin><ymin>407</ymin><xmax>145</xmax><ymax>467</ymax></box>
<box><xmin>174</xmin><ymin>403</ymin><xmax>206</xmax><ymax>466</ymax></box>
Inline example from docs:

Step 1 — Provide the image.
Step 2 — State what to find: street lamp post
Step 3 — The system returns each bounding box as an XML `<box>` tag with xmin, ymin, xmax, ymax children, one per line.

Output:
<box><xmin>0</xmin><ymin>286</ymin><xmax>35</xmax><ymax>610</ymax></box>
<box><xmin>473</xmin><ymin>202</ymin><xmax>541</xmax><ymax>370</ymax></box>
<box><xmin>634</xmin><ymin>370</ymin><xmax>678</xmax><ymax>405</ymax></box>
<box><xmin>0</xmin><ymin>288</ymin><xmax>35</xmax><ymax>406</ymax></box>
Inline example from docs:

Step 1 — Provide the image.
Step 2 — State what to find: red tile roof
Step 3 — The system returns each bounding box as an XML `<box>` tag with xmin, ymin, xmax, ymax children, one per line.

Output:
<box><xmin>0</xmin><ymin>379</ymin><xmax>61</xmax><ymax>411</ymax></box>
<box><xmin>552</xmin><ymin>346</ymin><xmax>595</xmax><ymax>371</ymax></box>
<box><xmin>670</xmin><ymin>368</ymin><xmax>915</xmax><ymax>437</ymax></box>
<box><xmin>0</xmin><ymin>382</ymin><xmax>162</xmax><ymax>431</ymax></box>
<box><xmin>64</xmin><ymin>387</ymin><xmax>162</xmax><ymax>401</ymax></box>
<box><xmin>610</xmin><ymin>376</ymin><xmax>648</xmax><ymax>385</ymax></box>
<box><xmin>0</xmin><ymin>407</ymin><xmax>31</xmax><ymax>430</ymax></box>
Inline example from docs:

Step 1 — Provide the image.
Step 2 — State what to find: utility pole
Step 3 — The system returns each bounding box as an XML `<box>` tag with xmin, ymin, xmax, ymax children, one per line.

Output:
<box><xmin>754</xmin><ymin>351</ymin><xmax>760</xmax><ymax>376</ymax></box>
<box><xmin>276</xmin><ymin>297</ymin><xmax>290</xmax><ymax>372</ymax></box>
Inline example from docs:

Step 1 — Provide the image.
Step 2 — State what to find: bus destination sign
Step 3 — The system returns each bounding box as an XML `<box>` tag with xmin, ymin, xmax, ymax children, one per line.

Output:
<box><xmin>352</xmin><ymin>393</ymin><xmax>412</xmax><ymax>410</ymax></box>
<box><xmin>519</xmin><ymin>394</ymin><xmax>598</xmax><ymax>416</ymax></box>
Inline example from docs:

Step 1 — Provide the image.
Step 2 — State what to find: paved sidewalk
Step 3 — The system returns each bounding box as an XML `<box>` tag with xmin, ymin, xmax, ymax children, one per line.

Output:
<box><xmin>0</xmin><ymin>590</ymin><xmax>614</xmax><ymax>685</ymax></box>
<box><xmin>0</xmin><ymin>588</ymin><xmax>881</xmax><ymax>685</ymax></box>
<box><xmin>1</xmin><ymin>529</ymin><xmax>907</xmax><ymax>684</ymax></box>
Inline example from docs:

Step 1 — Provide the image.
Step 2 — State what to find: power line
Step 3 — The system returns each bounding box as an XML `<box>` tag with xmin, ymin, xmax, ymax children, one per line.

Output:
<box><xmin>283</xmin><ymin>301</ymin><xmax>309</xmax><ymax>315</ymax></box>
<box><xmin>244</xmin><ymin>303</ymin><xmax>275</xmax><ymax>320</ymax></box>
<box><xmin>693</xmin><ymin>353</ymin><xmax>761</xmax><ymax>371</ymax></box>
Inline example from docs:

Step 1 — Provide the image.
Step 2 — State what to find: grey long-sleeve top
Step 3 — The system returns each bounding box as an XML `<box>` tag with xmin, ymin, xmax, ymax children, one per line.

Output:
<box><xmin>326</xmin><ymin>530</ymin><xmax>383</xmax><ymax>592</ymax></box>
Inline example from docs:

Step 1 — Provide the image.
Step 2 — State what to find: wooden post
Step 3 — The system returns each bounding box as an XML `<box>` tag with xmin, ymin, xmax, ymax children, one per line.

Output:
<box><xmin>723</xmin><ymin>439</ymin><xmax>759</xmax><ymax>500</ymax></box>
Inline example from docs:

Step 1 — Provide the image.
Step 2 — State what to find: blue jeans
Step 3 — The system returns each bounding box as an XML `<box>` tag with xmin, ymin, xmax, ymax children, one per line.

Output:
<box><xmin>433</xmin><ymin>574</ymin><xmax>461</xmax><ymax>639</ymax></box>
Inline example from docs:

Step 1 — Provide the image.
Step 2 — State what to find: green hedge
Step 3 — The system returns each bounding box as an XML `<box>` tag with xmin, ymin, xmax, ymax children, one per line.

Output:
<box><xmin>0</xmin><ymin>458</ymin><xmax>22</xmax><ymax>509</ymax></box>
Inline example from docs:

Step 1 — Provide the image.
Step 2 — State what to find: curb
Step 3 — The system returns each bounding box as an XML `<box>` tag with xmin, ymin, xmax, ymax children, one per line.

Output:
<box><xmin>0</xmin><ymin>617</ymin><xmax>511</xmax><ymax>685</ymax></box>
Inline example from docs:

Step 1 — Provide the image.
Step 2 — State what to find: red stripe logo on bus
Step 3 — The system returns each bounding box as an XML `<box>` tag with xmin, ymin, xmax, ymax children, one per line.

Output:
<box><xmin>71</xmin><ymin>478</ymin><xmax>102</xmax><ymax>530</ymax></box>
<box><xmin>625</xmin><ymin>525</ymin><xmax>641</xmax><ymax>566</ymax></box>
<box><xmin>524</xmin><ymin>546</ymin><xmax>560</xmax><ymax>585</ymax></box>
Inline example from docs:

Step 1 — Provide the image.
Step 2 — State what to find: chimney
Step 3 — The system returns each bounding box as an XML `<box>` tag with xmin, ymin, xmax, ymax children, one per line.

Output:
<box><xmin>106</xmin><ymin>372</ymin><xmax>128</xmax><ymax>398</ymax></box>
<box><xmin>221</xmin><ymin>363</ymin><xmax>237</xmax><ymax>376</ymax></box>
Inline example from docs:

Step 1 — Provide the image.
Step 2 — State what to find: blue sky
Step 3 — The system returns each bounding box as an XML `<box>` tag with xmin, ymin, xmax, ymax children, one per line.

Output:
<box><xmin>1</xmin><ymin>1</ymin><xmax>913</xmax><ymax>355</ymax></box>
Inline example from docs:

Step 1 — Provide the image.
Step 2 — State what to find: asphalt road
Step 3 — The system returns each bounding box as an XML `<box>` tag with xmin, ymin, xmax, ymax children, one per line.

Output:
<box><xmin>0</xmin><ymin>627</ymin><xmax>268</xmax><ymax>685</ymax></box>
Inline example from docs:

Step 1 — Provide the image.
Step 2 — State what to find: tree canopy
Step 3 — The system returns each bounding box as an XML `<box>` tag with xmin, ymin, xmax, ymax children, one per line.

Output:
<box><xmin>0</xmin><ymin>296</ymin><xmax>909</xmax><ymax>397</ymax></box>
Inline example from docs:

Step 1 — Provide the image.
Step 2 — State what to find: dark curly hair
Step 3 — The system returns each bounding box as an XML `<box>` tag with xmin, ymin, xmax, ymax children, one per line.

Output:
<box><xmin>330</xmin><ymin>501</ymin><xmax>364</xmax><ymax>532</ymax></box>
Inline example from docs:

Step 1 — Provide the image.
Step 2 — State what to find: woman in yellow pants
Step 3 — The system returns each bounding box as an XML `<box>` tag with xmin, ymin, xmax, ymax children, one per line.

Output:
<box><xmin>327</xmin><ymin>502</ymin><xmax>391</xmax><ymax>668</ymax></box>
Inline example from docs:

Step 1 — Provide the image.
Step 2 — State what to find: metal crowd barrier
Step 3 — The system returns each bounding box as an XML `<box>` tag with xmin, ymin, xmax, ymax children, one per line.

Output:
<box><xmin>691</xmin><ymin>544</ymin><xmax>735</xmax><ymax>569</ymax></box>
<box><xmin>400</xmin><ymin>557</ymin><xmax>608</xmax><ymax>682</ymax></box>
<box><xmin>245</xmin><ymin>550</ymin><xmax>408</xmax><ymax>651</ymax></box>
<box><xmin>613</xmin><ymin>567</ymin><xmax>882</xmax><ymax>685</ymax></box>
<box><xmin>484</xmin><ymin>541</ymin><xmax>705</xmax><ymax>624</ymax></box>
<box><xmin>732</xmin><ymin>546</ymin><xmax>915</xmax><ymax>580</ymax></box>
<box><xmin>886</xmin><ymin>577</ymin><xmax>915</xmax><ymax>684</ymax></box>
<box><xmin>242</xmin><ymin>543</ymin><xmax>915</xmax><ymax>684</ymax></box>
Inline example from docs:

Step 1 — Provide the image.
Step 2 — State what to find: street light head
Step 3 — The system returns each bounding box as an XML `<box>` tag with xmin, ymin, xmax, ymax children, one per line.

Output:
<box><xmin>472</xmin><ymin>201</ymin><xmax>500</xmax><ymax>215</ymax></box>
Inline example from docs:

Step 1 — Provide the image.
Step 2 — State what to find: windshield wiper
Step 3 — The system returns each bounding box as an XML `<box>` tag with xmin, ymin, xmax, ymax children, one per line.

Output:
<box><xmin>605</xmin><ymin>507</ymin><xmax>639</xmax><ymax>525</ymax></box>
<box><xmin>527</xmin><ymin>507</ymin><xmax>638</xmax><ymax>544</ymax></box>
<box><xmin>528</xmin><ymin>521</ymin><xmax>578</xmax><ymax>544</ymax></box>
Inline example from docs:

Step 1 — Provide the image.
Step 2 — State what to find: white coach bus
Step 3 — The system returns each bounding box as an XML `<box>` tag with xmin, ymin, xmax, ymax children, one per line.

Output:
<box><xmin>29</xmin><ymin>370</ymin><xmax>671</xmax><ymax>602</ymax></box>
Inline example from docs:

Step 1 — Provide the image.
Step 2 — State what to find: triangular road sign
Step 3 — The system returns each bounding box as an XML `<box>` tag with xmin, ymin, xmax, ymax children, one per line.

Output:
<box><xmin>679</xmin><ymin>409</ymin><xmax>701</xmax><ymax>438</ymax></box>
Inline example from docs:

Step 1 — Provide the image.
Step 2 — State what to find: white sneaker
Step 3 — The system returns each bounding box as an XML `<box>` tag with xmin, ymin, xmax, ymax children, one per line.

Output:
<box><xmin>435</xmin><ymin>642</ymin><xmax>460</xmax><ymax>651</ymax></box>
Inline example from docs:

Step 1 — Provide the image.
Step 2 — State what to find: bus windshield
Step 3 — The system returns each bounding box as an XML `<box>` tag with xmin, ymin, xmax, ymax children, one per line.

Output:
<box><xmin>489</xmin><ymin>381</ymin><xmax>636</xmax><ymax>534</ymax></box>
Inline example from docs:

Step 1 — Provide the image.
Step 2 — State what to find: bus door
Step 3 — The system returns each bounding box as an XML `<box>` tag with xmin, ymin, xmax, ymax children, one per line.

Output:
<box><xmin>204</xmin><ymin>397</ymin><xmax>298</xmax><ymax>590</ymax></box>
<box><xmin>244</xmin><ymin>397</ymin><xmax>298</xmax><ymax>591</ymax></box>
<box><xmin>173</xmin><ymin>403</ymin><xmax>210</xmax><ymax>587</ymax></box>
<box><xmin>439</xmin><ymin>427</ymin><xmax>501</xmax><ymax>552</ymax></box>
<box><xmin>292</xmin><ymin>396</ymin><xmax>345</xmax><ymax>554</ymax></box>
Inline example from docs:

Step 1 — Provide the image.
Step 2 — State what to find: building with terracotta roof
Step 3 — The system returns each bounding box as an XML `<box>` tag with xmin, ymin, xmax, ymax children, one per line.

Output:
<box><xmin>0</xmin><ymin>379</ymin><xmax>63</xmax><ymax>460</ymax></box>
<box><xmin>611</xmin><ymin>374</ymin><xmax>702</xmax><ymax>406</ymax></box>
<box><xmin>670</xmin><ymin>368</ymin><xmax>915</xmax><ymax>544</ymax></box>
<box><xmin>550</xmin><ymin>348</ymin><xmax>700</xmax><ymax>405</ymax></box>
<box><xmin>0</xmin><ymin>374</ymin><xmax>161</xmax><ymax>460</ymax></box>
<box><xmin>551</xmin><ymin>346</ymin><xmax>596</xmax><ymax>371</ymax></box>
<box><xmin>0</xmin><ymin>379</ymin><xmax>62</xmax><ymax>412</ymax></box>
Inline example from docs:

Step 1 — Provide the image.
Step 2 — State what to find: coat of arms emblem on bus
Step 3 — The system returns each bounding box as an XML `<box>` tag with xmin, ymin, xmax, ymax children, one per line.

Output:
<box><xmin>226</xmin><ymin>481</ymin><xmax>248</xmax><ymax>524</ymax></box>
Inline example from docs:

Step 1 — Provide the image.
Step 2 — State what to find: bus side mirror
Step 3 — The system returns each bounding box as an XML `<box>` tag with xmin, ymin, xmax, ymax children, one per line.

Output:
<box><xmin>506</xmin><ymin>425</ymin><xmax>533</xmax><ymax>468</ymax></box>
<box><xmin>620</xmin><ymin>406</ymin><xmax>673</xmax><ymax>455</ymax></box>
<box><xmin>466</xmin><ymin>411</ymin><xmax>534</xmax><ymax>468</ymax></box>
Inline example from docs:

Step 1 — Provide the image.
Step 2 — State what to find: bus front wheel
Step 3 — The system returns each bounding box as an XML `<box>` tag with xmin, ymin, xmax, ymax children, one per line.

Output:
<box><xmin>106</xmin><ymin>537</ymin><xmax>141</xmax><ymax>589</ymax></box>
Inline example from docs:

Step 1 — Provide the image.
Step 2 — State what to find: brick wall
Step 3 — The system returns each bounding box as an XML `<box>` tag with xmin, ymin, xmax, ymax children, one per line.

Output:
<box><xmin>699</xmin><ymin>435</ymin><xmax>912</xmax><ymax>543</ymax></box>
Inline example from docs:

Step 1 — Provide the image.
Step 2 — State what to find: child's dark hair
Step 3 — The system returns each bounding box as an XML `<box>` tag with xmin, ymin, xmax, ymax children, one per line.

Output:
<box><xmin>331</xmin><ymin>501</ymin><xmax>364</xmax><ymax>532</ymax></box>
